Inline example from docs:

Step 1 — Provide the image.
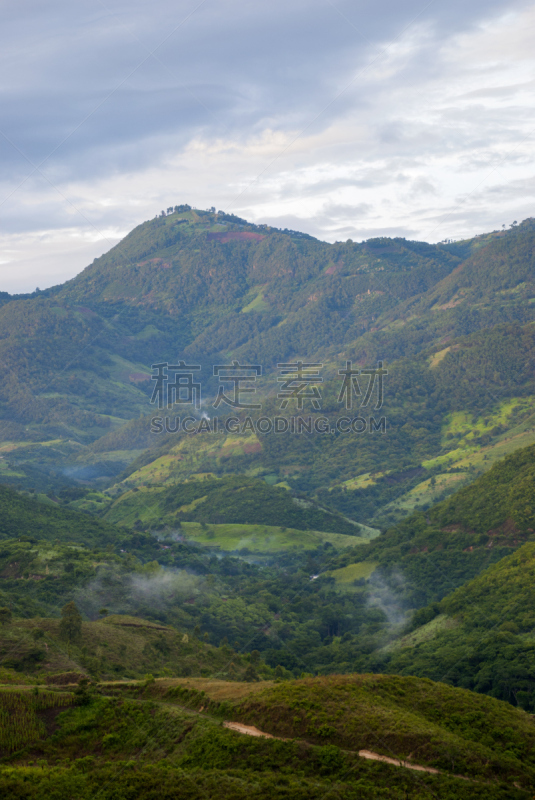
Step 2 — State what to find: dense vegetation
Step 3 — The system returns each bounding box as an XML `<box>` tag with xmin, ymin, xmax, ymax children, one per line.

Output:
<box><xmin>4</xmin><ymin>209</ymin><xmax>535</xmax><ymax>796</ymax></box>
<box><xmin>345</xmin><ymin>442</ymin><xmax>535</xmax><ymax>606</ymax></box>
<box><xmin>104</xmin><ymin>475</ymin><xmax>362</xmax><ymax>535</ymax></box>
<box><xmin>2</xmin><ymin>209</ymin><xmax>535</xmax><ymax>526</ymax></box>
<box><xmin>374</xmin><ymin>540</ymin><xmax>535</xmax><ymax>711</ymax></box>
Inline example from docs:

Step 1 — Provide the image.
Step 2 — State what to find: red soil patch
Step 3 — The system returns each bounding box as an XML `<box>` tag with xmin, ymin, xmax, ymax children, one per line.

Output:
<box><xmin>325</xmin><ymin>260</ymin><xmax>344</xmax><ymax>275</ymax></box>
<box><xmin>243</xmin><ymin>442</ymin><xmax>262</xmax><ymax>455</ymax></box>
<box><xmin>129</xmin><ymin>373</ymin><xmax>151</xmax><ymax>383</ymax></box>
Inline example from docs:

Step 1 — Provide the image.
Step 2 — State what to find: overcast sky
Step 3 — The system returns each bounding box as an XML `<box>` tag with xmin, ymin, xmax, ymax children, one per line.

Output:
<box><xmin>1</xmin><ymin>0</ymin><xmax>534</xmax><ymax>292</ymax></box>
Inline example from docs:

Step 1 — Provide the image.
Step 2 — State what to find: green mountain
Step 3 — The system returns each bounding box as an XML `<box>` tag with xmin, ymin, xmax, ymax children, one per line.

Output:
<box><xmin>80</xmin><ymin>474</ymin><xmax>367</xmax><ymax>536</ymax></box>
<box><xmin>5</xmin><ymin>209</ymin><xmax>535</xmax><ymax>797</ymax></box>
<box><xmin>347</xmin><ymin>441</ymin><xmax>535</xmax><ymax>606</ymax></box>
<box><xmin>1</xmin><ymin>208</ymin><xmax>535</xmax><ymax>527</ymax></box>
<box><xmin>327</xmin><ymin>442</ymin><xmax>535</xmax><ymax>708</ymax></box>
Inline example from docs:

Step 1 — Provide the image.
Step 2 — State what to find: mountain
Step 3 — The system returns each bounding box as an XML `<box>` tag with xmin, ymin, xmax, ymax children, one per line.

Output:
<box><xmin>1</xmin><ymin>209</ymin><xmax>535</xmax><ymax>520</ymax></box>
<box><xmin>323</xmin><ymin>442</ymin><xmax>535</xmax><ymax>709</ymax></box>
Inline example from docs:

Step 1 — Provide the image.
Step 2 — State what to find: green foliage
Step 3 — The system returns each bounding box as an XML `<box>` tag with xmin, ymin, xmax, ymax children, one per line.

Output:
<box><xmin>73</xmin><ymin>678</ymin><xmax>94</xmax><ymax>706</ymax></box>
<box><xmin>377</xmin><ymin>540</ymin><xmax>535</xmax><ymax>708</ymax></box>
<box><xmin>431</xmin><ymin>441</ymin><xmax>535</xmax><ymax>535</ymax></box>
<box><xmin>107</xmin><ymin>474</ymin><xmax>361</xmax><ymax>535</ymax></box>
<box><xmin>59</xmin><ymin>602</ymin><xmax>82</xmax><ymax>645</ymax></box>
<box><xmin>230</xmin><ymin>674</ymin><xmax>535</xmax><ymax>784</ymax></box>
<box><xmin>0</xmin><ymin>483</ymin><xmax>132</xmax><ymax>548</ymax></box>
<box><xmin>0</xmin><ymin>676</ymin><xmax>532</xmax><ymax>798</ymax></box>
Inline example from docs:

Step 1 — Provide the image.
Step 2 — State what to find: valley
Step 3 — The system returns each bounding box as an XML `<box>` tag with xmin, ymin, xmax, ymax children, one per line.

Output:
<box><xmin>2</xmin><ymin>210</ymin><xmax>535</xmax><ymax>797</ymax></box>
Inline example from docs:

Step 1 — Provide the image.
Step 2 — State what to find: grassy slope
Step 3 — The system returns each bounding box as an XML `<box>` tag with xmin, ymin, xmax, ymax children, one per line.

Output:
<box><xmin>0</xmin><ymin>674</ymin><xmax>533</xmax><ymax>798</ymax></box>
<box><xmin>228</xmin><ymin>674</ymin><xmax>535</xmax><ymax>783</ymax></box>
<box><xmin>177</xmin><ymin>522</ymin><xmax>370</xmax><ymax>553</ymax></box>
<box><xmin>0</xmin><ymin>615</ymin><xmax>254</xmax><ymax>682</ymax></box>
<box><xmin>102</xmin><ymin>475</ymin><xmax>364</xmax><ymax>534</ymax></box>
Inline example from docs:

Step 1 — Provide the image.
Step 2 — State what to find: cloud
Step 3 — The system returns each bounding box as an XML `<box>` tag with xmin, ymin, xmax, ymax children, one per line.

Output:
<box><xmin>75</xmin><ymin>563</ymin><xmax>206</xmax><ymax>620</ymax></box>
<box><xmin>367</xmin><ymin>568</ymin><xmax>408</xmax><ymax>629</ymax></box>
<box><xmin>0</xmin><ymin>0</ymin><xmax>533</xmax><ymax>289</ymax></box>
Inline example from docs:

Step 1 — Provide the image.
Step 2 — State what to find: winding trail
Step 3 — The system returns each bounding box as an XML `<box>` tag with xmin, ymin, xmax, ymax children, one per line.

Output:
<box><xmin>223</xmin><ymin>721</ymin><xmax>473</xmax><ymax>781</ymax></box>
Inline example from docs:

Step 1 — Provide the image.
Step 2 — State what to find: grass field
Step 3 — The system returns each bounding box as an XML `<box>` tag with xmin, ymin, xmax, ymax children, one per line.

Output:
<box><xmin>180</xmin><ymin>521</ymin><xmax>371</xmax><ymax>553</ymax></box>
<box><xmin>324</xmin><ymin>561</ymin><xmax>378</xmax><ymax>587</ymax></box>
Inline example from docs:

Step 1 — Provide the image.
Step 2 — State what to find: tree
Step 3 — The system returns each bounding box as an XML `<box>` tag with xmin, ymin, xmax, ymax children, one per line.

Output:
<box><xmin>0</xmin><ymin>607</ymin><xmax>12</xmax><ymax>626</ymax></box>
<box><xmin>243</xmin><ymin>664</ymin><xmax>259</xmax><ymax>682</ymax></box>
<box><xmin>59</xmin><ymin>601</ymin><xmax>82</xmax><ymax>645</ymax></box>
<box><xmin>74</xmin><ymin>677</ymin><xmax>93</xmax><ymax>706</ymax></box>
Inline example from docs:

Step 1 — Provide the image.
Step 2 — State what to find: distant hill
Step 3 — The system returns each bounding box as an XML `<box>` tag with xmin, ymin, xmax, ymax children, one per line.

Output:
<box><xmin>2</xmin><ymin>208</ymin><xmax>535</xmax><ymax>525</ymax></box>
<box><xmin>96</xmin><ymin>474</ymin><xmax>364</xmax><ymax>536</ymax></box>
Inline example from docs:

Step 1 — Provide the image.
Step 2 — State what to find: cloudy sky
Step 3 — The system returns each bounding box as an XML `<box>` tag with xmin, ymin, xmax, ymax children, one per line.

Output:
<box><xmin>1</xmin><ymin>0</ymin><xmax>535</xmax><ymax>292</ymax></box>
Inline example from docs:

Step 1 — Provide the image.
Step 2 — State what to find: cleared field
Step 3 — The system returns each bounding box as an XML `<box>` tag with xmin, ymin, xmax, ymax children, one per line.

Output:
<box><xmin>386</xmin><ymin>472</ymin><xmax>469</xmax><ymax>513</ymax></box>
<box><xmin>325</xmin><ymin>561</ymin><xmax>377</xmax><ymax>585</ymax></box>
<box><xmin>180</xmin><ymin>521</ymin><xmax>369</xmax><ymax>552</ymax></box>
<box><xmin>151</xmin><ymin>677</ymin><xmax>275</xmax><ymax>702</ymax></box>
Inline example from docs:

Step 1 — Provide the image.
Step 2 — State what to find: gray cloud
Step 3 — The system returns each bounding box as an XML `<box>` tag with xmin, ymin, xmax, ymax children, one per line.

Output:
<box><xmin>0</xmin><ymin>0</ymin><xmax>533</xmax><ymax>288</ymax></box>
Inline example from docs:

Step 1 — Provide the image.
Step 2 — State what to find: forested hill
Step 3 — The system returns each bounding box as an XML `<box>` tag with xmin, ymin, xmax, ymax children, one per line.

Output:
<box><xmin>345</xmin><ymin>442</ymin><xmax>535</xmax><ymax>606</ymax></box>
<box><xmin>1</xmin><ymin>207</ymin><xmax>535</xmax><ymax>518</ymax></box>
<box><xmin>0</xmin><ymin>484</ymin><xmax>128</xmax><ymax>548</ymax></box>
<box><xmin>370</xmin><ymin>440</ymin><xmax>535</xmax><ymax>559</ymax></box>
<box><xmin>375</xmin><ymin>537</ymin><xmax>535</xmax><ymax>712</ymax></box>
<box><xmin>2</xmin><ymin>209</ymin><xmax>532</xmax><ymax>434</ymax></box>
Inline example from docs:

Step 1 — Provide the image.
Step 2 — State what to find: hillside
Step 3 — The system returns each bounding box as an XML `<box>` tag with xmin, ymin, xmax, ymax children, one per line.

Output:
<box><xmin>88</xmin><ymin>474</ymin><xmax>366</xmax><ymax>536</ymax></box>
<box><xmin>329</xmin><ymin>442</ymin><xmax>535</xmax><ymax>708</ymax></box>
<box><xmin>4</xmin><ymin>387</ymin><xmax>535</xmax><ymax>686</ymax></box>
<box><xmin>342</xmin><ymin>441</ymin><xmax>535</xmax><ymax>607</ymax></box>
<box><xmin>0</xmin><ymin>674</ymin><xmax>533</xmax><ymax>798</ymax></box>
<box><xmin>0</xmin><ymin>483</ymin><xmax>386</xmax><ymax>673</ymax></box>
<box><xmin>0</xmin><ymin>483</ymin><xmax>129</xmax><ymax>548</ymax></box>
<box><xmin>0</xmin><ymin>614</ymin><xmax>254</xmax><ymax>682</ymax></box>
<box><xmin>374</xmin><ymin>539</ymin><xmax>535</xmax><ymax>711</ymax></box>
<box><xmin>0</xmin><ymin>209</ymin><xmax>535</xmax><ymax>528</ymax></box>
